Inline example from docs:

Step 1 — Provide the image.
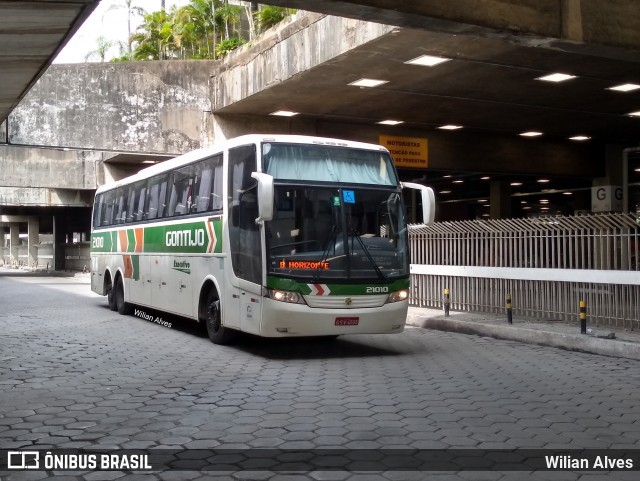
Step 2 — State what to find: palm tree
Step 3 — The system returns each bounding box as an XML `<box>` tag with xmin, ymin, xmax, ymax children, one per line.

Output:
<box><xmin>131</xmin><ymin>10</ymin><xmax>171</xmax><ymax>60</ymax></box>
<box><xmin>104</xmin><ymin>0</ymin><xmax>146</xmax><ymax>57</ymax></box>
<box><xmin>84</xmin><ymin>35</ymin><xmax>115</xmax><ymax>62</ymax></box>
<box><xmin>183</xmin><ymin>0</ymin><xmax>222</xmax><ymax>59</ymax></box>
<box><xmin>218</xmin><ymin>0</ymin><xmax>242</xmax><ymax>40</ymax></box>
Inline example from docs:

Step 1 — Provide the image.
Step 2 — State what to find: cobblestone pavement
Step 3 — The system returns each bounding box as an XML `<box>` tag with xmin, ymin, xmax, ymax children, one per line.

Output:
<box><xmin>1</xmin><ymin>272</ymin><xmax>640</xmax><ymax>480</ymax></box>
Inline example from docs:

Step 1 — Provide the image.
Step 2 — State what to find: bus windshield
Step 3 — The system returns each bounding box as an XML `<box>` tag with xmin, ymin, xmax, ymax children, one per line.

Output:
<box><xmin>263</xmin><ymin>142</ymin><xmax>397</xmax><ymax>185</ymax></box>
<box><xmin>266</xmin><ymin>186</ymin><xmax>409</xmax><ymax>281</ymax></box>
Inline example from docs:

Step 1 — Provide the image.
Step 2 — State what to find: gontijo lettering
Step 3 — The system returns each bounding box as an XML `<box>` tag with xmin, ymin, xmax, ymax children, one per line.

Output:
<box><xmin>165</xmin><ymin>229</ymin><xmax>205</xmax><ymax>247</ymax></box>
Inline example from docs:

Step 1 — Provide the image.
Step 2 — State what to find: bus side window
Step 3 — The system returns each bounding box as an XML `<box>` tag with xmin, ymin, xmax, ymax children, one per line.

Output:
<box><xmin>195</xmin><ymin>159</ymin><xmax>214</xmax><ymax>213</ymax></box>
<box><xmin>126</xmin><ymin>188</ymin><xmax>137</xmax><ymax>223</ymax></box>
<box><xmin>211</xmin><ymin>160</ymin><xmax>223</xmax><ymax>212</ymax></box>
<box><xmin>157</xmin><ymin>178</ymin><xmax>167</xmax><ymax>218</ymax></box>
<box><xmin>93</xmin><ymin>194</ymin><xmax>103</xmax><ymax>228</ymax></box>
<box><xmin>168</xmin><ymin>173</ymin><xmax>185</xmax><ymax>217</ymax></box>
<box><xmin>134</xmin><ymin>181</ymin><xmax>147</xmax><ymax>221</ymax></box>
<box><xmin>115</xmin><ymin>187</ymin><xmax>128</xmax><ymax>225</ymax></box>
<box><xmin>145</xmin><ymin>174</ymin><xmax>168</xmax><ymax>220</ymax></box>
<box><xmin>102</xmin><ymin>191</ymin><xmax>116</xmax><ymax>226</ymax></box>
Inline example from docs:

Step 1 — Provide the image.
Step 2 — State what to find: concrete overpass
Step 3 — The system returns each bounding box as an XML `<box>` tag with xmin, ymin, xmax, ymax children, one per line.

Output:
<box><xmin>0</xmin><ymin>0</ymin><xmax>99</xmax><ymax>126</ymax></box>
<box><xmin>1</xmin><ymin>1</ymin><xmax>640</xmax><ymax>269</ymax></box>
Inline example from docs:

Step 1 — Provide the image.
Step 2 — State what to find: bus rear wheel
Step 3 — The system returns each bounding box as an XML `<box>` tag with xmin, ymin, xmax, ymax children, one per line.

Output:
<box><xmin>204</xmin><ymin>291</ymin><xmax>235</xmax><ymax>345</ymax></box>
<box><xmin>106</xmin><ymin>277</ymin><xmax>117</xmax><ymax>311</ymax></box>
<box><xmin>115</xmin><ymin>276</ymin><xmax>132</xmax><ymax>315</ymax></box>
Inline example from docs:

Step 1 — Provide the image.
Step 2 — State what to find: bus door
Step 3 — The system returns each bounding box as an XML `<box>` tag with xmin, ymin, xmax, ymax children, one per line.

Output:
<box><xmin>227</xmin><ymin>145</ymin><xmax>262</xmax><ymax>334</ymax></box>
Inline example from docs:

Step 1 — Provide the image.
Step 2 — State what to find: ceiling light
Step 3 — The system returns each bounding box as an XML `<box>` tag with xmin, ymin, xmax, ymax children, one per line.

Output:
<box><xmin>377</xmin><ymin>120</ymin><xmax>404</xmax><ymax>125</ymax></box>
<box><xmin>270</xmin><ymin>110</ymin><xmax>299</xmax><ymax>117</ymax></box>
<box><xmin>452</xmin><ymin>180</ymin><xmax>464</xmax><ymax>184</ymax></box>
<box><xmin>478</xmin><ymin>199</ymin><xmax>488</xmax><ymax>203</ymax></box>
<box><xmin>569</xmin><ymin>135</ymin><xmax>591</xmax><ymax>141</ymax></box>
<box><xmin>438</xmin><ymin>125</ymin><xmax>463</xmax><ymax>130</ymax></box>
<box><xmin>439</xmin><ymin>190</ymin><xmax>452</xmax><ymax>194</ymax></box>
<box><xmin>627</xmin><ymin>111</ymin><xmax>640</xmax><ymax>117</ymax></box>
<box><xmin>521</xmin><ymin>201</ymin><xmax>528</xmax><ymax>204</ymax></box>
<box><xmin>537</xmin><ymin>179</ymin><xmax>550</xmax><ymax>183</ymax></box>
<box><xmin>480</xmin><ymin>176</ymin><xmax>490</xmax><ymax>180</ymax></box>
<box><xmin>348</xmin><ymin>78</ymin><xmax>388</xmax><ymax>88</ymax></box>
<box><xmin>520</xmin><ymin>131</ymin><xmax>543</xmax><ymax>137</ymax></box>
<box><xmin>540</xmin><ymin>207</ymin><xmax>550</xmax><ymax>210</ymax></box>
<box><xmin>608</xmin><ymin>83</ymin><xmax>640</xmax><ymax>92</ymax></box>
<box><xmin>510</xmin><ymin>182</ymin><xmax>523</xmax><ymax>186</ymax></box>
<box><xmin>405</xmin><ymin>55</ymin><xmax>450</xmax><ymax>67</ymax></box>
<box><xmin>563</xmin><ymin>192</ymin><xmax>573</xmax><ymax>195</ymax></box>
<box><xmin>443</xmin><ymin>175</ymin><xmax>452</xmax><ymax>178</ymax></box>
<box><xmin>635</xmin><ymin>167</ymin><xmax>640</xmax><ymax>172</ymax></box>
<box><xmin>540</xmin><ymin>199</ymin><xmax>550</xmax><ymax>204</ymax></box>
<box><xmin>536</xmin><ymin>73</ymin><xmax>576</xmax><ymax>83</ymax></box>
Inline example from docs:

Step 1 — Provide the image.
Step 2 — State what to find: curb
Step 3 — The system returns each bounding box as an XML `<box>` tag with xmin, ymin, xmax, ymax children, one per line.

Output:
<box><xmin>407</xmin><ymin>314</ymin><xmax>640</xmax><ymax>361</ymax></box>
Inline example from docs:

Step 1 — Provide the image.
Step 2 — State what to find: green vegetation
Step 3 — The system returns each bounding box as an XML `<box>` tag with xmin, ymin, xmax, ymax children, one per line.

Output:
<box><xmin>100</xmin><ymin>1</ymin><xmax>296</xmax><ymax>62</ymax></box>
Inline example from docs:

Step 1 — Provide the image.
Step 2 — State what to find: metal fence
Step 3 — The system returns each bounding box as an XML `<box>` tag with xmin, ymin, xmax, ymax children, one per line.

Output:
<box><xmin>409</xmin><ymin>213</ymin><xmax>640</xmax><ymax>329</ymax></box>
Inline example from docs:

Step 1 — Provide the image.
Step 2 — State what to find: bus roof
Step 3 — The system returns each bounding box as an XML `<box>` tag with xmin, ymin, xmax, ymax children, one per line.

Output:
<box><xmin>95</xmin><ymin>134</ymin><xmax>390</xmax><ymax>195</ymax></box>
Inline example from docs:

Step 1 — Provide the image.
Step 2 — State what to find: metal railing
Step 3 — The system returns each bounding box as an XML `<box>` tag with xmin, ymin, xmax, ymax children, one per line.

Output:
<box><xmin>409</xmin><ymin>213</ymin><xmax>640</xmax><ymax>329</ymax></box>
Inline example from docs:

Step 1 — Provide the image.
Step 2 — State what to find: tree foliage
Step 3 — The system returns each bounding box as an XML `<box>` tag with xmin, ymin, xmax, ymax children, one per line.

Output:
<box><xmin>101</xmin><ymin>1</ymin><xmax>296</xmax><ymax>62</ymax></box>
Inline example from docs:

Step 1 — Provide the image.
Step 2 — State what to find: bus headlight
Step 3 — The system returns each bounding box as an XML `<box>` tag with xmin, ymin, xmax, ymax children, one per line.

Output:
<box><xmin>386</xmin><ymin>289</ymin><xmax>409</xmax><ymax>303</ymax></box>
<box><xmin>267</xmin><ymin>289</ymin><xmax>306</xmax><ymax>305</ymax></box>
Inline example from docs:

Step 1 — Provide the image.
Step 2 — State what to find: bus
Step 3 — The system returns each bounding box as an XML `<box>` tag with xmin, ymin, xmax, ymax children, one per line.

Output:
<box><xmin>90</xmin><ymin>134</ymin><xmax>435</xmax><ymax>344</ymax></box>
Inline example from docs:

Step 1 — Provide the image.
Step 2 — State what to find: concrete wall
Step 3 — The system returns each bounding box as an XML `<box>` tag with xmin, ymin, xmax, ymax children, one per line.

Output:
<box><xmin>8</xmin><ymin>61</ymin><xmax>215</xmax><ymax>154</ymax></box>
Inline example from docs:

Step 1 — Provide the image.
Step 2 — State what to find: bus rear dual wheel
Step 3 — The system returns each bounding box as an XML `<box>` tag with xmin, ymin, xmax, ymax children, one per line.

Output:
<box><xmin>111</xmin><ymin>276</ymin><xmax>132</xmax><ymax>315</ymax></box>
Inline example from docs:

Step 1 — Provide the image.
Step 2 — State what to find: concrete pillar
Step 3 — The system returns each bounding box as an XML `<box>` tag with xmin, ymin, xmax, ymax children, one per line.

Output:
<box><xmin>10</xmin><ymin>223</ymin><xmax>19</xmax><ymax>265</ymax></box>
<box><xmin>53</xmin><ymin>215</ymin><xmax>64</xmax><ymax>271</ymax></box>
<box><xmin>490</xmin><ymin>180</ymin><xmax>512</xmax><ymax>220</ymax></box>
<box><xmin>28</xmin><ymin>216</ymin><xmax>39</xmax><ymax>268</ymax></box>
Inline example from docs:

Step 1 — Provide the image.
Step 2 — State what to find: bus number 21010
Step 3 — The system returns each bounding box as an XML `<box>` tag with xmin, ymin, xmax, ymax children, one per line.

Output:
<box><xmin>366</xmin><ymin>286</ymin><xmax>389</xmax><ymax>294</ymax></box>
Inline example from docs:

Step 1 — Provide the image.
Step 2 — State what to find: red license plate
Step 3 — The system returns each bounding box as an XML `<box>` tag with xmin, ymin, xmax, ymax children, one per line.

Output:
<box><xmin>335</xmin><ymin>317</ymin><xmax>359</xmax><ymax>326</ymax></box>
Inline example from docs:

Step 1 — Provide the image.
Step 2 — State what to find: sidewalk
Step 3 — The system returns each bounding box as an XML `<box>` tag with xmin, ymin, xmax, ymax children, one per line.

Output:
<box><xmin>0</xmin><ymin>265</ymin><xmax>84</xmax><ymax>277</ymax></box>
<box><xmin>407</xmin><ymin>306</ymin><xmax>640</xmax><ymax>361</ymax></box>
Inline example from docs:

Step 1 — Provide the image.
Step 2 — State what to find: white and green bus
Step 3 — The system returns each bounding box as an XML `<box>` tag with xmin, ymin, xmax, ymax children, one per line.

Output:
<box><xmin>91</xmin><ymin>134</ymin><xmax>434</xmax><ymax>344</ymax></box>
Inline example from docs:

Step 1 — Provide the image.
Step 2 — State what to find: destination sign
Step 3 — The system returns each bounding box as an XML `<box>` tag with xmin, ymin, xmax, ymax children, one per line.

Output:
<box><xmin>278</xmin><ymin>260</ymin><xmax>330</xmax><ymax>270</ymax></box>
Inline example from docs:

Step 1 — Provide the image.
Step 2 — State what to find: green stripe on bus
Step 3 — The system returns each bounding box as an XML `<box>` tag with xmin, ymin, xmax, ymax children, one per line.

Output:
<box><xmin>266</xmin><ymin>276</ymin><xmax>410</xmax><ymax>295</ymax></box>
<box><xmin>91</xmin><ymin>219</ymin><xmax>222</xmax><ymax>254</ymax></box>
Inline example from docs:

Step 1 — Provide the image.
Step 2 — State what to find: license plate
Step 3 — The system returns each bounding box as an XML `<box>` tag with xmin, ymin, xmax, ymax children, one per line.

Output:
<box><xmin>335</xmin><ymin>317</ymin><xmax>359</xmax><ymax>326</ymax></box>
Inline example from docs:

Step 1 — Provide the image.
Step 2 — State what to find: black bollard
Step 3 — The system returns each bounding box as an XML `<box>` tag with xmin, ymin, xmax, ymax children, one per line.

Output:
<box><xmin>580</xmin><ymin>300</ymin><xmax>587</xmax><ymax>334</ymax></box>
<box><xmin>506</xmin><ymin>294</ymin><xmax>513</xmax><ymax>325</ymax></box>
<box><xmin>443</xmin><ymin>288</ymin><xmax>450</xmax><ymax>317</ymax></box>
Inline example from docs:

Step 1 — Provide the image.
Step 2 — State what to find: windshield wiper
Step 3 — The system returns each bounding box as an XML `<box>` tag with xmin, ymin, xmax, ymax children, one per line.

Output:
<box><xmin>313</xmin><ymin>224</ymin><xmax>338</xmax><ymax>282</ymax></box>
<box><xmin>349</xmin><ymin>230</ymin><xmax>387</xmax><ymax>281</ymax></box>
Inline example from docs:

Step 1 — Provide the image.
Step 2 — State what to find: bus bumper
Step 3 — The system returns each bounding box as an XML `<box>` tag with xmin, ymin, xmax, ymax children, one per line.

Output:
<box><xmin>259</xmin><ymin>298</ymin><xmax>408</xmax><ymax>337</ymax></box>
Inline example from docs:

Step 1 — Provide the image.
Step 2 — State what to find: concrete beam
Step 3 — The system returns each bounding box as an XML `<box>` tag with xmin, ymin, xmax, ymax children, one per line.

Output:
<box><xmin>212</xmin><ymin>13</ymin><xmax>395</xmax><ymax>112</ymax></box>
<box><xmin>0</xmin><ymin>187</ymin><xmax>93</xmax><ymax>207</ymax></box>
<box><xmin>265</xmin><ymin>0</ymin><xmax>640</xmax><ymax>50</ymax></box>
<box><xmin>0</xmin><ymin>145</ymin><xmax>100</xmax><ymax>189</ymax></box>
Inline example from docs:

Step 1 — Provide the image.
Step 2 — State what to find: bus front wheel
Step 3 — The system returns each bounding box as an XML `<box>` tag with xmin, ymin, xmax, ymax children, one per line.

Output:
<box><xmin>115</xmin><ymin>276</ymin><xmax>133</xmax><ymax>315</ymax></box>
<box><xmin>204</xmin><ymin>291</ymin><xmax>235</xmax><ymax>345</ymax></box>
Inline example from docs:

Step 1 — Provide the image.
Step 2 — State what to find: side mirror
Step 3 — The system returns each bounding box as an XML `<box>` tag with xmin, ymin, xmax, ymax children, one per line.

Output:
<box><xmin>251</xmin><ymin>172</ymin><xmax>274</xmax><ymax>223</ymax></box>
<box><xmin>401</xmin><ymin>182</ymin><xmax>435</xmax><ymax>227</ymax></box>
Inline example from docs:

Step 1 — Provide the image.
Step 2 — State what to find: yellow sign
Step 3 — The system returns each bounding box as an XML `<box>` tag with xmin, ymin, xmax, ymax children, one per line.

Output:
<box><xmin>379</xmin><ymin>135</ymin><xmax>428</xmax><ymax>169</ymax></box>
